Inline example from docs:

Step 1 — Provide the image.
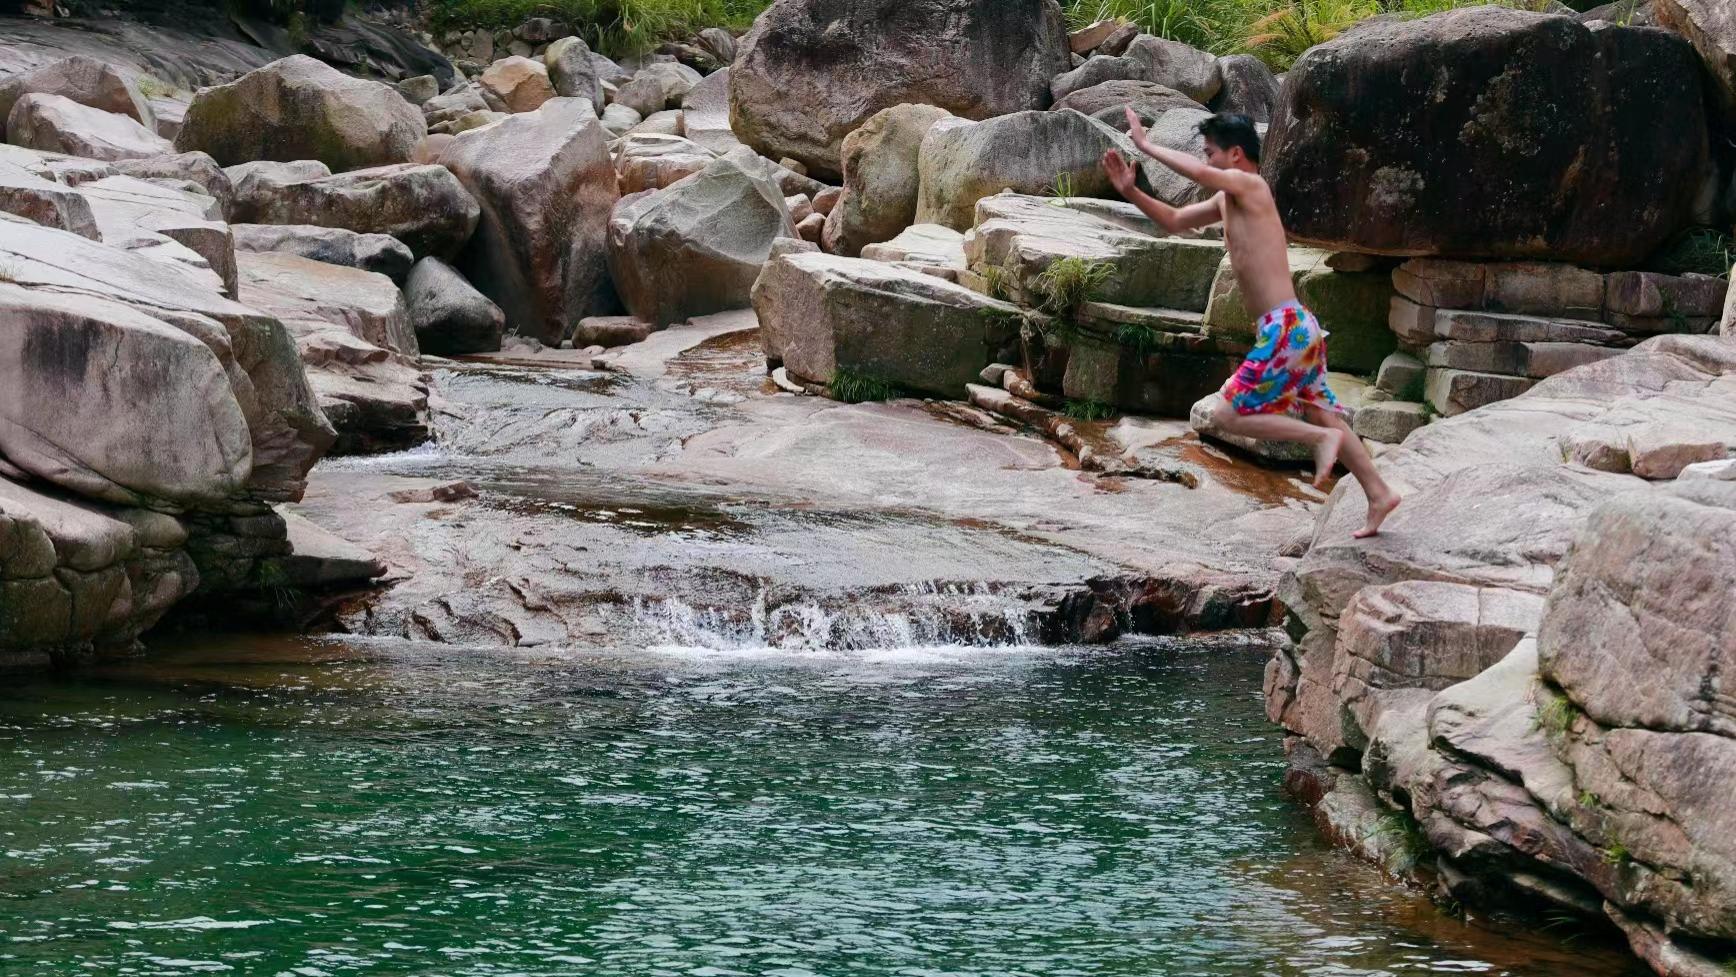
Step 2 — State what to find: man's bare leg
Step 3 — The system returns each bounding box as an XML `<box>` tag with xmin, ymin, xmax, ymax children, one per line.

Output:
<box><xmin>1304</xmin><ymin>405</ymin><xmax>1402</xmax><ymax>538</ymax></box>
<box><xmin>1209</xmin><ymin>398</ymin><xmax>1342</xmax><ymax>489</ymax></box>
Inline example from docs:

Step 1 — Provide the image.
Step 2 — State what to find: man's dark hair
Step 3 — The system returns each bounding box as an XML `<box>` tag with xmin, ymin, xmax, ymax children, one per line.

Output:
<box><xmin>1197</xmin><ymin>113</ymin><xmax>1260</xmax><ymax>164</ymax></box>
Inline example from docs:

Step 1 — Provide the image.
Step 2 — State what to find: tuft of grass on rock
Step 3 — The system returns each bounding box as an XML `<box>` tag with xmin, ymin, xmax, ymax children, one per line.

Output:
<box><xmin>1033</xmin><ymin>256</ymin><xmax>1113</xmax><ymax>319</ymax></box>
<box><xmin>1115</xmin><ymin>322</ymin><xmax>1161</xmax><ymax>353</ymax></box>
<box><xmin>829</xmin><ymin>367</ymin><xmax>901</xmax><ymax>404</ymax></box>
<box><xmin>1645</xmin><ymin>227</ymin><xmax>1734</xmax><ymax>279</ymax></box>
<box><xmin>1063</xmin><ymin>398</ymin><xmax>1116</xmax><ymax>422</ymax></box>
<box><xmin>1534</xmin><ymin>685</ymin><xmax>1580</xmax><ymax>737</ymax></box>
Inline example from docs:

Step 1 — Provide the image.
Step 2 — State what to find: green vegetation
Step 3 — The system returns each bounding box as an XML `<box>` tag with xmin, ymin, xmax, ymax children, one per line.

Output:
<box><xmin>1032</xmin><ymin>256</ymin><xmax>1113</xmax><ymax>319</ymax></box>
<box><xmin>1578</xmin><ymin>788</ymin><xmax>1601</xmax><ymax>810</ymax></box>
<box><xmin>1063</xmin><ymin>0</ymin><xmax>1564</xmax><ymax>69</ymax></box>
<box><xmin>1046</xmin><ymin>172</ymin><xmax>1080</xmax><ymax>208</ymax></box>
<box><xmin>1646</xmin><ymin>227</ymin><xmax>1734</xmax><ymax>280</ymax></box>
<box><xmin>1365</xmin><ymin>808</ymin><xmax>1431</xmax><ymax>875</ymax></box>
<box><xmin>428</xmin><ymin>0</ymin><xmax>769</xmax><ymax>55</ymax></box>
<box><xmin>1064</xmin><ymin>398</ymin><xmax>1117</xmax><ymax>421</ymax></box>
<box><xmin>1601</xmin><ymin>840</ymin><xmax>1631</xmax><ymax>866</ymax></box>
<box><xmin>1115</xmin><ymin>322</ymin><xmax>1162</xmax><ymax>353</ymax></box>
<box><xmin>135</xmin><ymin>75</ymin><xmax>179</xmax><ymax>99</ymax></box>
<box><xmin>1535</xmin><ymin>685</ymin><xmax>1580</xmax><ymax>737</ymax></box>
<box><xmin>980</xmin><ymin>263</ymin><xmax>1015</xmax><ymax>303</ymax></box>
<box><xmin>829</xmin><ymin>367</ymin><xmax>902</xmax><ymax>404</ymax></box>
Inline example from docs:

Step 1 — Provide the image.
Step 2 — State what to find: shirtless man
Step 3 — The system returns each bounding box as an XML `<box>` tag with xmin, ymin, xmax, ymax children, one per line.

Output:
<box><xmin>1102</xmin><ymin>108</ymin><xmax>1401</xmax><ymax>538</ymax></box>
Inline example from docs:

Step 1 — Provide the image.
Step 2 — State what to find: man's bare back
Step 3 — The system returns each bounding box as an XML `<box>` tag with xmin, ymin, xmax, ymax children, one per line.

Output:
<box><xmin>1100</xmin><ymin>107</ymin><xmax>1401</xmax><ymax>538</ymax></box>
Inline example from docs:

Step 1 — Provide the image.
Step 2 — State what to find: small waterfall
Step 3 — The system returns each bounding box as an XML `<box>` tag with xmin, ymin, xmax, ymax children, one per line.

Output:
<box><xmin>615</xmin><ymin>582</ymin><xmax>1041</xmax><ymax>652</ymax></box>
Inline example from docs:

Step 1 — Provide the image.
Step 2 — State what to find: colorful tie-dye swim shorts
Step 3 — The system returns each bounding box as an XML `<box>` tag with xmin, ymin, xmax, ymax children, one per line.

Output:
<box><xmin>1221</xmin><ymin>300</ymin><xmax>1344</xmax><ymax>416</ymax></box>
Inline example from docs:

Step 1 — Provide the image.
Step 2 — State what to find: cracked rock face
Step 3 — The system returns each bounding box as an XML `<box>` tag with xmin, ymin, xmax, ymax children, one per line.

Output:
<box><xmin>1270</xmin><ymin>335</ymin><xmax>1736</xmax><ymax>974</ymax></box>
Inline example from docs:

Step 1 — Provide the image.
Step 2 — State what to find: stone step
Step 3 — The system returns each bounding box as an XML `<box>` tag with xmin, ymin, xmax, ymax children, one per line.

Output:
<box><xmin>1424</xmin><ymin>367</ymin><xmax>1535</xmax><ymax>416</ymax></box>
<box><xmin>1080</xmin><ymin>301</ymin><xmax>1203</xmax><ymax>333</ymax></box>
<box><xmin>1390</xmin><ymin>298</ymin><xmax>1628</xmax><ymax>346</ymax></box>
<box><xmin>1425</xmin><ymin>340</ymin><xmax>1624</xmax><ymax>379</ymax></box>
<box><xmin>1352</xmin><ymin>400</ymin><xmax>1429</xmax><ymax>444</ymax></box>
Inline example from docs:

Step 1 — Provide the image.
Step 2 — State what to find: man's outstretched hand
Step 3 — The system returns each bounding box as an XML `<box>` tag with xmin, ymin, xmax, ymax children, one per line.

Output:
<box><xmin>1124</xmin><ymin>106</ymin><xmax>1157</xmax><ymax>156</ymax></box>
<box><xmin>1102</xmin><ymin>149</ymin><xmax>1137</xmax><ymax>197</ymax></box>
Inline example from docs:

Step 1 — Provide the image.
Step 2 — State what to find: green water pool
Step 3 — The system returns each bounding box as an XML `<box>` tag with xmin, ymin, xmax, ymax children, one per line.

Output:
<box><xmin>0</xmin><ymin>635</ymin><xmax>1643</xmax><ymax>976</ymax></box>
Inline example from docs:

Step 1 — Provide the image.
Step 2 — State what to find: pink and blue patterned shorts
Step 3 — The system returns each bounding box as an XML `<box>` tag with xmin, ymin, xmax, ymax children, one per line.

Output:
<box><xmin>1222</xmin><ymin>301</ymin><xmax>1343</xmax><ymax>416</ymax></box>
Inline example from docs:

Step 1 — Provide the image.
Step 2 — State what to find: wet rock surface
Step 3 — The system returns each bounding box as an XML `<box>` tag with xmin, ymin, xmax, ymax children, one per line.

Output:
<box><xmin>290</xmin><ymin>314</ymin><xmax>1317</xmax><ymax>650</ymax></box>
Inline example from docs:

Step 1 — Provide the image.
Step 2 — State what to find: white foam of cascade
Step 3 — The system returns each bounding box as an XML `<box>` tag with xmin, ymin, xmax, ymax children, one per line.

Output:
<box><xmin>619</xmin><ymin>582</ymin><xmax>1037</xmax><ymax>653</ymax></box>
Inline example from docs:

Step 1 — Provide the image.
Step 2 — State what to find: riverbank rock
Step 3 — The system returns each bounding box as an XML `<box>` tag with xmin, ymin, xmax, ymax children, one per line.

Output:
<box><xmin>0</xmin><ymin>217</ymin><xmax>332</xmax><ymax>504</ymax></box>
<box><xmin>0</xmin><ymin>158</ymin><xmax>98</xmax><ymax>236</ymax></box>
<box><xmin>1656</xmin><ymin>0</ymin><xmax>1736</xmax><ymax>122</ymax></box>
<box><xmin>1050</xmin><ymin>55</ymin><xmax>1151</xmax><ymax>102</ymax></box>
<box><xmin>232</xmin><ymin>224</ymin><xmax>414</xmax><ymax>280</ymax></box>
<box><xmin>616</xmin><ymin>61</ymin><xmax>702</xmax><ymax>117</ymax></box>
<box><xmin>1123</xmin><ymin>34</ymin><xmax>1222</xmax><ymax>103</ymax></box>
<box><xmin>404</xmin><ymin>256</ymin><xmax>505</xmax><ymax>355</ymax></box>
<box><xmin>0</xmin><ymin>284</ymin><xmax>250</xmax><ymax>506</ymax></box>
<box><xmin>176</xmin><ymin>55</ymin><xmax>426</xmax><ymax>171</ymax></box>
<box><xmin>236</xmin><ymin>249</ymin><xmax>429</xmax><ymax>455</ymax></box>
<box><xmin>613</xmin><ymin>134</ymin><xmax>716</xmax><ymax>194</ymax></box>
<box><xmin>109</xmin><ymin>152</ymin><xmax>233</xmax><ymax>216</ymax></box>
<box><xmin>8</xmin><ymin>93</ymin><xmax>173</xmax><ymax>161</ymax></box>
<box><xmin>0</xmin><ymin>475</ymin><xmax>196</xmax><ymax>668</ymax></box>
<box><xmin>479</xmin><ymin>56</ymin><xmax>555</xmax><ymax>113</ymax></box>
<box><xmin>681</xmin><ymin>67</ymin><xmax>742</xmax><ymax>156</ymax></box>
<box><xmin>0</xmin><ymin>55</ymin><xmax>155</xmax><ymax>138</ymax></box>
<box><xmin>728</xmin><ymin>0</ymin><xmax>1072</xmax><ymax>179</ymax></box>
<box><xmin>1268</xmin><ymin>333</ymin><xmax>1736</xmax><ymax>973</ymax></box>
<box><xmin>546</xmin><ymin>36</ymin><xmax>605</xmax><ymax>110</ymax></box>
<box><xmin>608</xmin><ymin>148</ymin><xmax>797</xmax><ymax>327</ymax></box>
<box><xmin>915</xmin><ymin>110</ymin><xmax>1162</xmax><ymax>231</ymax></box>
<box><xmin>1051</xmin><ymin>79</ymin><xmax>1206</xmax><ymax>130</ymax></box>
<box><xmin>1265</xmin><ymin>9</ymin><xmax>1707</xmax><ymax>266</ymax></box>
<box><xmin>1209</xmin><ymin>54</ymin><xmax>1279</xmax><ymax>124</ymax></box>
<box><xmin>754</xmin><ymin>252</ymin><xmax>1023</xmax><ymax>397</ymax></box>
<box><xmin>822</xmin><ymin>103</ymin><xmax>951</xmax><ymax>257</ymax></box>
<box><xmin>439</xmin><ymin>97</ymin><xmax>619</xmax><ymax>346</ymax></box>
<box><xmin>227</xmin><ymin>162</ymin><xmax>479</xmax><ymax>259</ymax></box>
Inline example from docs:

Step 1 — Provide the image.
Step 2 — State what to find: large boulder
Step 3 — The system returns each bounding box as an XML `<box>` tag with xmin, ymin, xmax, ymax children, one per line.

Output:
<box><xmin>8</xmin><ymin>93</ymin><xmax>173</xmax><ymax>162</ymax></box>
<box><xmin>1209</xmin><ymin>54</ymin><xmax>1280</xmax><ymax>124</ymax></box>
<box><xmin>1049</xmin><ymin>55</ymin><xmax>1151</xmax><ymax>102</ymax></box>
<box><xmin>479</xmin><ymin>56</ymin><xmax>556</xmax><ymax>113</ymax></box>
<box><xmin>404</xmin><ymin>256</ymin><xmax>505</xmax><ymax>355</ymax></box>
<box><xmin>821</xmin><ymin>103</ymin><xmax>951</xmax><ymax>257</ymax></box>
<box><xmin>109</xmin><ymin>152</ymin><xmax>234</xmax><ymax>217</ymax></box>
<box><xmin>175</xmin><ymin>55</ymin><xmax>427</xmax><ymax>171</ymax></box>
<box><xmin>0</xmin><ymin>159</ymin><xmax>99</xmax><ymax>238</ymax></box>
<box><xmin>71</xmin><ymin>174</ymin><xmax>235</xmax><ymax>297</ymax></box>
<box><xmin>227</xmin><ymin>162</ymin><xmax>479</xmax><ymax>259</ymax></box>
<box><xmin>608</xmin><ymin>148</ymin><xmax>797</xmax><ymax>327</ymax></box>
<box><xmin>1264</xmin><ymin>8</ymin><xmax>1708</xmax><ymax>265</ymax></box>
<box><xmin>914</xmin><ymin>109</ymin><xmax>1166</xmax><ymax>230</ymax></box>
<box><xmin>1123</xmin><ymin>35</ymin><xmax>1222</xmax><ymax>104</ymax></box>
<box><xmin>728</xmin><ymin>0</ymin><xmax>1072</xmax><ymax>179</ymax></box>
<box><xmin>439</xmin><ymin>97</ymin><xmax>619</xmax><ymax>346</ymax></box>
<box><xmin>615</xmin><ymin>62</ymin><xmax>703</xmax><ymax>117</ymax></box>
<box><xmin>1051</xmin><ymin>79</ymin><xmax>1206</xmax><ymax>130</ymax></box>
<box><xmin>232</xmin><ymin>223</ymin><xmax>414</xmax><ymax>280</ymax></box>
<box><xmin>0</xmin><ymin>284</ymin><xmax>250</xmax><ymax>506</ymax></box>
<box><xmin>1656</xmin><ymin>0</ymin><xmax>1736</xmax><ymax>123</ymax></box>
<box><xmin>0</xmin><ymin>218</ymin><xmax>333</xmax><ymax>504</ymax></box>
<box><xmin>0</xmin><ymin>56</ymin><xmax>155</xmax><ymax>138</ymax></box>
<box><xmin>681</xmin><ymin>67</ymin><xmax>743</xmax><ymax>156</ymax></box>
<box><xmin>754</xmin><ymin>252</ymin><xmax>1024</xmax><ymax>397</ymax></box>
<box><xmin>545</xmin><ymin>36</ymin><xmax>605</xmax><ymax>111</ymax></box>
<box><xmin>613</xmin><ymin>134</ymin><xmax>716</xmax><ymax>195</ymax></box>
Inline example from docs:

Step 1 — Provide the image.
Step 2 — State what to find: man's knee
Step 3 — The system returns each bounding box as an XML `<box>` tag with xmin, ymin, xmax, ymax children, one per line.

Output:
<box><xmin>1210</xmin><ymin>396</ymin><xmax>1241</xmax><ymax>428</ymax></box>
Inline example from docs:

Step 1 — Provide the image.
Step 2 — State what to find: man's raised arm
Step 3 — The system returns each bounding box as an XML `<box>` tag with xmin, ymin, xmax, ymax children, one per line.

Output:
<box><xmin>1101</xmin><ymin>149</ymin><xmax>1222</xmax><ymax>234</ymax></box>
<box><xmin>1123</xmin><ymin>107</ymin><xmax>1251</xmax><ymax>197</ymax></box>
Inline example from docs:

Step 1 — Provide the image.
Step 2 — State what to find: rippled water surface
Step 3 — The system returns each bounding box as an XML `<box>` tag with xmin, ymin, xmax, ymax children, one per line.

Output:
<box><xmin>0</xmin><ymin>636</ymin><xmax>1643</xmax><ymax>976</ymax></box>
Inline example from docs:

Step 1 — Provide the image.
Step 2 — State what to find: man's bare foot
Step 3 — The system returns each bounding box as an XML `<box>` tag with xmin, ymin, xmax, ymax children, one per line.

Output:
<box><xmin>1312</xmin><ymin>428</ymin><xmax>1343</xmax><ymax>489</ymax></box>
<box><xmin>1354</xmin><ymin>491</ymin><xmax>1402</xmax><ymax>539</ymax></box>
